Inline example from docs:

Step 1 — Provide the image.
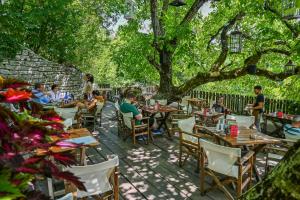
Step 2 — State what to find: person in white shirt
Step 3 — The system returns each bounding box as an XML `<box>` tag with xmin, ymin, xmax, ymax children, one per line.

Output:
<box><xmin>48</xmin><ymin>84</ymin><xmax>62</xmax><ymax>103</ymax></box>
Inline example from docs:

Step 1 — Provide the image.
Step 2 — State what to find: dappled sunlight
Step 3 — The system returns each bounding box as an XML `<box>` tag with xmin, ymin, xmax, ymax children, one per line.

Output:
<box><xmin>87</xmin><ymin>102</ymin><xmax>278</xmax><ymax>200</ymax></box>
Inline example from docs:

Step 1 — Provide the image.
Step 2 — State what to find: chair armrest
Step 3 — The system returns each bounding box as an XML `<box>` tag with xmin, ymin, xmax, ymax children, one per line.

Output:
<box><xmin>134</xmin><ymin>124</ymin><xmax>149</xmax><ymax>129</ymax></box>
<box><xmin>239</xmin><ymin>150</ymin><xmax>255</xmax><ymax>165</ymax></box>
<box><xmin>180</xmin><ymin>131</ymin><xmax>201</xmax><ymax>139</ymax></box>
<box><xmin>141</xmin><ymin>117</ymin><xmax>150</xmax><ymax>120</ymax></box>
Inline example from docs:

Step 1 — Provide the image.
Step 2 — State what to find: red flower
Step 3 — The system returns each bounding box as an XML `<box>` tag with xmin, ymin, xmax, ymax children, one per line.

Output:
<box><xmin>0</xmin><ymin>88</ymin><xmax>31</xmax><ymax>103</ymax></box>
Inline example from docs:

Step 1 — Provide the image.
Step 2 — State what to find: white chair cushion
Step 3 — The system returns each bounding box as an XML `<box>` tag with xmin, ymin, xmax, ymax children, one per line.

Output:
<box><xmin>65</xmin><ymin>156</ymin><xmax>119</xmax><ymax>198</ymax></box>
<box><xmin>178</xmin><ymin>117</ymin><xmax>198</xmax><ymax>143</ymax></box>
<box><xmin>121</xmin><ymin>112</ymin><xmax>133</xmax><ymax>129</ymax></box>
<box><xmin>200</xmin><ymin>139</ymin><xmax>241</xmax><ymax>178</ymax></box>
<box><xmin>55</xmin><ymin>107</ymin><xmax>78</xmax><ymax>120</ymax></box>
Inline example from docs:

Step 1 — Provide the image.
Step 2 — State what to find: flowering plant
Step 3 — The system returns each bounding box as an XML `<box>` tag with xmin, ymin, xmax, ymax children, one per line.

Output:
<box><xmin>0</xmin><ymin>76</ymin><xmax>85</xmax><ymax>199</ymax></box>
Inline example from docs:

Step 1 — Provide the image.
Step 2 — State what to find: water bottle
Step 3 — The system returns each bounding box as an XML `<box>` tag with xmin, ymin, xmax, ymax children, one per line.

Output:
<box><xmin>64</xmin><ymin>92</ymin><xmax>68</xmax><ymax>104</ymax></box>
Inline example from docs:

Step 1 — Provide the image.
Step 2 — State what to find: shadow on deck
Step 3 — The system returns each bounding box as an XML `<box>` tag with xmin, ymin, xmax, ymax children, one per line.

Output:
<box><xmin>87</xmin><ymin>102</ymin><xmax>265</xmax><ymax>200</ymax></box>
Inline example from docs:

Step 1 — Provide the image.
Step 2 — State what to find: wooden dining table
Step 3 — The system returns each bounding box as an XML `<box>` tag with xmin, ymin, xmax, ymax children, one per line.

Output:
<box><xmin>37</xmin><ymin>128</ymin><xmax>99</xmax><ymax>165</ymax></box>
<box><xmin>203</xmin><ymin>126</ymin><xmax>280</xmax><ymax>181</ymax></box>
<box><xmin>142</xmin><ymin>105</ymin><xmax>178</xmax><ymax>138</ymax></box>
<box><xmin>38</xmin><ymin>128</ymin><xmax>99</xmax><ymax>199</ymax></box>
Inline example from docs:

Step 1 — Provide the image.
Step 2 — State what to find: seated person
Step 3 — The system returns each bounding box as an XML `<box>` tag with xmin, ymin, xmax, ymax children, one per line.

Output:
<box><xmin>212</xmin><ymin>97</ymin><xmax>225</xmax><ymax>113</ymax></box>
<box><xmin>32</xmin><ymin>83</ymin><xmax>50</xmax><ymax>104</ymax></box>
<box><xmin>76</xmin><ymin>90</ymin><xmax>104</xmax><ymax>114</ymax></box>
<box><xmin>284</xmin><ymin>116</ymin><xmax>300</xmax><ymax>140</ymax></box>
<box><xmin>120</xmin><ymin>92</ymin><xmax>143</xmax><ymax>125</ymax></box>
<box><xmin>48</xmin><ymin>84</ymin><xmax>62</xmax><ymax>103</ymax></box>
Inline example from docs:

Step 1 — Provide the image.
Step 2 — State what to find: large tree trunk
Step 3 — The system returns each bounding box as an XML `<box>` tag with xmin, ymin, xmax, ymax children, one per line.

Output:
<box><xmin>240</xmin><ymin>141</ymin><xmax>300</xmax><ymax>199</ymax></box>
<box><xmin>157</xmin><ymin>48</ymin><xmax>176</xmax><ymax>99</ymax></box>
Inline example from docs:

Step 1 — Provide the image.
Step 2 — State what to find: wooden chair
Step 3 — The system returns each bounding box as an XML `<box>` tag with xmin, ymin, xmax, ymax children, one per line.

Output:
<box><xmin>121</xmin><ymin>111</ymin><xmax>151</xmax><ymax>144</ymax></box>
<box><xmin>64</xmin><ymin>155</ymin><xmax>119</xmax><ymax>200</ymax></box>
<box><xmin>115</xmin><ymin>102</ymin><xmax>125</xmax><ymax>138</ymax></box>
<box><xmin>178</xmin><ymin>95</ymin><xmax>191</xmax><ymax>113</ymax></box>
<box><xmin>169</xmin><ymin>113</ymin><xmax>191</xmax><ymax>137</ymax></box>
<box><xmin>264</xmin><ymin>138</ymin><xmax>296</xmax><ymax>174</ymax></box>
<box><xmin>55</xmin><ymin>107</ymin><xmax>81</xmax><ymax>128</ymax></box>
<box><xmin>178</xmin><ymin>117</ymin><xmax>212</xmax><ymax>169</ymax></box>
<box><xmin>81</xmin><ymin>102</ymin><xmax>104</xmax><ymax>129</ymax></box>
<box><xmin>200</xmin><ymin>139</ymin><xmax>254</xmax><ymax>200</ymax></box>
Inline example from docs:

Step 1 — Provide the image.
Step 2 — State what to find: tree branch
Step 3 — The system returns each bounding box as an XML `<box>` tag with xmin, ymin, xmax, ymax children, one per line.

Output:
<box><xmin>159</xmin><ymin>0</ymin><xmax>169</xmax><ymax>36</ymax></box>
<box><xmin>210</xmin><ymin>12</ymin><xmax>245</xmax><ymax>72</ymax></box>
<box><xmin>180</xmin><ymin>0</ymin><xmax>208</xmax><ymax>26</ymax></box>
<box><xmin>150</xmin><ymin>0</ymin><xmax>161</xmax><ymax>43</ymax></box>
<box><xmin>147</xmin><ymin>55</ymin><xmax>162</xmax><ymax>72</ymax></box>
<box><xmin>264</xmin><ymin>4</ymin><xmax>299</xmax><ymax>38</ymax></box>
<box><xmin>177</xmin><ymin>47</ymin><xmax>293</xmax><ymax>94</ymax></box>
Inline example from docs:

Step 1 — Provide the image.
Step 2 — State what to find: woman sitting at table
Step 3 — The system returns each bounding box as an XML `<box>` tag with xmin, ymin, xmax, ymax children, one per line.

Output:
<box><xmin>76</xmin><ymin>90</ymin><xmax>104</xmax><ymax>113</ymax></box>
<box><xmin>48</xmin><ymin>84</ymin><xmax>62</xmax><ymax>103</ymax></box>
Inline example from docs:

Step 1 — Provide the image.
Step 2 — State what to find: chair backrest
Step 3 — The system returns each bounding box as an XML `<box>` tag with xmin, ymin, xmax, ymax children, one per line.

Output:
<box><xmin>200</xmin><ymin>139</ymin><xmax>241</xmax><ymax>178</ymax></box>
<box><xmin>65</xmin><ymin>156</ymin><xmax>119</xmax><ymax>198</ymax></box>
<box><xmin>181</xmin><ymin>96</ymin><xmax>191</xmax><ymax>106</ymax></box>
<box><xmin>63</xmin><ymin>118</ymin><xmax>73</xmax><ymax>131</ymax></box>
<box><xmin>178</xmin><ymin>117</ymin><xmax>199</xmax><ymax>143</ymax></box>
<box><xmin>95</xmin><ymin>102</ymin><xmax>104</xmax><ymax>116</ymax></box>
<box><xmin>55</xmin><ymin>107</ymin><xmax>78</xmax><ymax>120</ymax></box>
<box><xmin>149</xmin><ymin>99</ymin><xmax>156</xmax><ymax>106</ymax></box>
<box><xmin>121</xmin><ymin>111</ymin><xmax>133</xmax><ymax>129</ymax></box>
<box><xmin>149</xmin><ymin>99</ymin><xmax>168</xmax><ymax>106</ymax></box>
<box><xmin>157</xmin><ymin>99</ymin><xmax>167</xmax><ymax>106</ymax></box>
<box><xmin>114</xmin><ymin>102</ymin><xmax>120</xmax><ymax>111</ymax></box>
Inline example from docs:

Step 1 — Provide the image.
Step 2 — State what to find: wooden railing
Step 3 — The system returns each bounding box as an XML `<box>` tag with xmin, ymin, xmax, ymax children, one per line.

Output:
<box><xmin>189</xmin><ymin>90</ymin><xmax>300</xmax><ymax>115</ymax></box>
<box><xmin>108</xmin><ymin>87</ymin><xmax>300</xmax><ymax>115</ymax></box>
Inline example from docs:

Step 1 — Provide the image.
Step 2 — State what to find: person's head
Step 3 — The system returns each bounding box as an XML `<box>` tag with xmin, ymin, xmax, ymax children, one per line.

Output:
<box><xmin>51</xmin><ymin>84</ymin><xmax>59</xmax><ymax>92</ymax></box>
<box><xmin>217</xmin><ymin>97</ymin><xmax>224</xmax><ymax>104</ymax></box>
<box><xmin>254</xmin><ymin>85</ymin><xmax>262</xmax><ymax>95</ymax></box>
<box><xmin>92</xmin><ymin>90</ymin><xmax>100</xmax><ymax>97</ymax></box>
<box><xmin>34</xmin><ymin>83</ymin><xmax>45</xmax><ymax>91</ymax></box>
<box><xmin>83</xmin><ymin>93</ymin><xmax>88</xmax><ymax>100</ymax></box>
<box><xmin>292</xmin><ymin>116</ymin><xmax>300</xmax><ymax>128</ymax></box>
<box><xmin>126</xmin><ymin>91</ymin><xmax>136</xmax><ymax>103</ymax></box>
<box><xmin>84</xmin><ymin>73</ymin><xmax>94</xmax><ymax>83</ymax></box>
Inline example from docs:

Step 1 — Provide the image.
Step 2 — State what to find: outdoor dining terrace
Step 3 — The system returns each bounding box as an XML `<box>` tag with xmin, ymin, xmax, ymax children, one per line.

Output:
<box><xmin>35</xmin><ymin>90</ymin><xmax>298</xmax><ymax>198</ymax></box>
<box><xmin>1</xmin><ymin>0</ymin><xmax>300</xmax><ymax>199</ymax></box>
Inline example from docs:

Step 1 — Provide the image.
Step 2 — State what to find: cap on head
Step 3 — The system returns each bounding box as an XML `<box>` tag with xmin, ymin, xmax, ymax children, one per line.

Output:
<box><xmin>293</xmin><ymin>115</ymin><xmax>300</xmax><ymax>123</ymax></box>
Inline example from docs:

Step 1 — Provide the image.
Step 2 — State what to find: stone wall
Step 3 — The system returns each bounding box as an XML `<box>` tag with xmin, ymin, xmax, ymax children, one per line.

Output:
<box><xmin>0</xmin><ymin>48</ymin><xmax>83</xmax><ymax>95</ymax></box>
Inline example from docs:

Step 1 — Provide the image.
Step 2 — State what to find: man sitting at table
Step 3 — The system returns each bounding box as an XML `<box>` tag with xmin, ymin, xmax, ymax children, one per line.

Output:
<box><xmin>284</xmin><ymin>116</ymin><xmax>300</xmax><ymax>140</ymax></box>
<box><xmin>212</xmin><ymin>97</ymin><xmax>225</xmax><ymax>113</ymax></box>
<box><xmin>120</xmin><ymin>91</ymin><xmax>143</xmax><ymax>125</ymax></box>
<box><xmin>32</xmin><ymin>83</ymin><xmax>50</xmax><ymax>104</ymax></box>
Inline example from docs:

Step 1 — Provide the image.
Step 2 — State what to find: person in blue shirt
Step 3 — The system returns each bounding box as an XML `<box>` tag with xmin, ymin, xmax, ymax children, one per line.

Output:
<box><xmin>32</xmin><ymin>83</ymin><xmax>50</xmax><ymax>104</ymax></box>
<box><xmin>284</xmin><ymin>116</ymin><xmax>300</xmax><ymax>140</ymax></box>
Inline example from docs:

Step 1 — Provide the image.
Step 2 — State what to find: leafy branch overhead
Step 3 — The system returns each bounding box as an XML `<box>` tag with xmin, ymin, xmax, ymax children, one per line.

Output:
<box><xmin>144</xmin><ymin>0</ymin><xmax>300</xmax><ymax>98</ymax></box>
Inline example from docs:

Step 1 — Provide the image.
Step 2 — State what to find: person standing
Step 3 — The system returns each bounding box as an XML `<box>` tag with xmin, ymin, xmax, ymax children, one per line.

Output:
<box><xmin>82</xmin><ymin>73</ymin><xmax>94</xmax><ymax>100</ymax></box>
<box><xmin>252</xmin><ymin>85</ymin><xmax>265</xmax><ymax>131</ymax></box>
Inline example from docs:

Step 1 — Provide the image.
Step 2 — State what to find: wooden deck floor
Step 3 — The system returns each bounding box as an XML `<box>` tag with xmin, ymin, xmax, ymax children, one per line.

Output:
<box><xmin>86</xmin><ymin>103</ymin><xmax>265</xmax><ymax>200</ymax></box>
